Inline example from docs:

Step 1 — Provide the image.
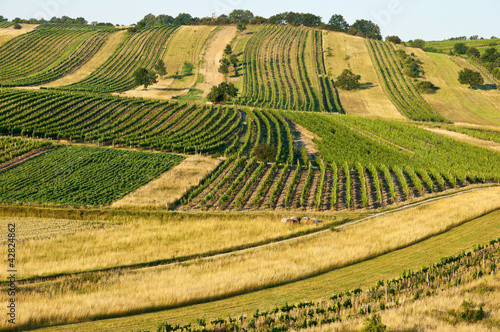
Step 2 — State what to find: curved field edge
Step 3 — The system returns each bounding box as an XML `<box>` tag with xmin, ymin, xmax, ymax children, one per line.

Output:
<box><xmin>9</xmin><ymin>186</ymin><xmax>500</xmax><ymax>331</ymax></box>
<box><xmin>31</xmin><ymin>204</ymin><xmax>500</xmax><ymax>332</ymax></box>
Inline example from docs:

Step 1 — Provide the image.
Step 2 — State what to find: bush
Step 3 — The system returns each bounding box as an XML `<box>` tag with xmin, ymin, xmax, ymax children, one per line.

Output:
<box><xmin>360</xmin><ymin>314</ymin><xmax>387</xmax><ymax>332</ymax></box>
<box><xmin>13</xmin><ymin>23</ymin><xmax>22</xmax><ymax>30</ymax></box>
<box><xmin>458</xmin><ymin>68</ymin><xmax>484</xmax><ymax>88</ymax></box>
<box><xmin>254</xmin><ymin>143</ymin><xmax>276</xmax><ymax>163</ymax></box>
<box><xmin>416</xmin><ymin>81</ymin><xmax>438</xmax><ymax>94</ymax></box>
<box><xmin>454</xmin><ymin>42</ymin><xmax>468</xmax><ymax>54</ymax></box>
<box><xmin>455</xmin><ymin>300</ymin><xmax>486</xmax><ymax>323</ymax></box>
<box><xmin>386</xmin><ymin>35</ymin><xmax>402</xmax><ymax>44</ymax></box>
<box><xmin>207</xmin><ymin>82</ymin><xmax>238</xmax><ymax>103</ymax></box>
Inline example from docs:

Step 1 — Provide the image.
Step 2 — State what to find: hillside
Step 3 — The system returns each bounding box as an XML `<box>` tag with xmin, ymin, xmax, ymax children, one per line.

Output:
<box><xmin>0</xmin><ymin>21</ymin><xmax>499</xmax><ymax>332</ymax></box>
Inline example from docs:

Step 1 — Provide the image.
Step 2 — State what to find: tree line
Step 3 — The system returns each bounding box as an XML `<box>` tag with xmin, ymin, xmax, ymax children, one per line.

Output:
<box><xmin>0</xmin><ymin>15</ymin><xmax>114</xmax><ymax>26</ymax></box>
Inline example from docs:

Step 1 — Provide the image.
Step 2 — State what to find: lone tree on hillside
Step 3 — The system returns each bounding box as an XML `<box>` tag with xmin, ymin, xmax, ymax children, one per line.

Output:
<box><xmin>13</xmin><ymin>23</ymin><xmax>22</xmax><ymax>29</ymax></box>
<box><xmin>254</xmin><ymin>143</ymin><xmax>276</xmax><ymax>163</ymax></box>
<box><xmin>224</xmin><ymin>44</ymin><xmax>233</xmax><ymax>56</ymax></box>
<box><xmin>133</xmin><ymin>68</ymin><xmax>158</xmax><ymax>90</ymax></box>
<box><xmin>335</xmin><ymin>69</ymin><xmax>361</xmax><ymax>90</ymax></box>
<box><xmin>207</xmin><ymin>82</ymin><xmax>238</xmax><ymax>103</ymax></box>
<box><xmin>154</xmin><ymin>59</ymin><xmax>167</xmax><ymax>77</ymax></box>
<box><xmin>410</xmin><ymin>39</ymin><xmax>426</xmax><ymax>49</ymax></box>
<box><xmin>219</xmin><ymin>58</ymin><xmax>230</xmax><ymax>75</ymax></box>
<box><xmin>466</xmin><ymin>47</ymin><xmax>480</xmax><ymax>58</ymax></box>
<box><xmin>237</xmin><ymin>23</ymin><xmax>247</xmax><ymax>32</ymax></box>
<box><xmin>385</xmin><ymin>35</ymin><xmax>402</xmax><ymax>44</ymax></box>
<box><xmin>458</xmin><ymin>68</ymin><xmax>484</xmax><ymax>88</ymax></box>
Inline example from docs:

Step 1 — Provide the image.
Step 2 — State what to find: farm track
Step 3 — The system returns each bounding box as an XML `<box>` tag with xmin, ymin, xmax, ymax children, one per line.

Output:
<box><xmin>351</xmin><ymin>169</ymin><xmax>363</xmax><ymax>210</ymax></box>
<box><xmin>244</xmin><ymin>164</ymin><xmax>273</xmax><ymax>210</ymax></box>
<box><xmin>365</xmin><ymin>169</ymin><xmax>379</xmax><ymax>209</ymax></box>
<box><xmin>306</xmin><ymin>169</ymin><xmax>321</xmax><ymax>210</ymax></box>
<box><xmin>321</xmin><ymin>168</ymin><xmax>333</xmax><ymax>210</ymax></box>
<box><xmin>275</xmin><ymin>167</ymin><xmax>293</xmax><ymax>209</ymax></box>
<box><xmin>391</xmin><ymin>172</ymin><xmax>406</xmax><ymax>203</ymax></box>
<box><xmin>13</xmin><ymin>186</ymin><xmax>496</xmax><ymax>287</ymax></box>
<box><xmin>336</xmin><ymin>167</ymin><xmax>348</xmax><ymax>210</ymax></box>
<box><xmin>289</xmin><ymin>167</ymin><xmax>306</xmax><ymax>210</ymax></box>
<box><xmin>226</xmin><ymin>163</ymin><xmax>259</xmax><ymax>210</ymax></box>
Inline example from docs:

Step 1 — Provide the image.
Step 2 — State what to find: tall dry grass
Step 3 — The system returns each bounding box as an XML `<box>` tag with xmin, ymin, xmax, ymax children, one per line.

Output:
<box><xmin>4</xmin><ymin>187</ymin><xmax>500</xmax><ymax>330</ymax></box>
<box><xmin>308</xmin><ymin>274</ymin><xmax>500</xmax><ymax>332</ymax></box>
<box><xmin>112</xmin><ymin>155</ymin><xmax>220</xmax><ymax>208</ymax></box>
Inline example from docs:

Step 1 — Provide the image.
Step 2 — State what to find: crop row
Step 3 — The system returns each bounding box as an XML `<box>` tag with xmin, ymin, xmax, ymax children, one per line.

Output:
<box><xmin>0</xmin><ymin>136</ymin><xmax>52</xmax><ymax>164</ymax></box>
<box><xmin>154</xmin><ymin>238</ymin><xmax>500</xmax><ymax>331</ymax></box>
<box><xmin>54</xmin><ymin>26</ymin><xmax>177</xmax><ymax>93</ymax></box>
<box><xmin>0</xmin><ymin>26</ymin><xmax>113</xmax><ymax>86</ymax></box>
<box><xmin>0</xmin><ymin>89</ymin><xmax>240</xmax><ymax>154</ymax></box>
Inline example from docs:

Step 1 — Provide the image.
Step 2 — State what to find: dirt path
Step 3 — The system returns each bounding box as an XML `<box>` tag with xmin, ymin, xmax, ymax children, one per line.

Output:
<box><xmin>0</xmin><ymin>24</ymin><xmax>37</xmax><ymax>46</ymax></box>
<box><xmin>0</xmin><ymin>147</ymin><xmax>53</xmax><ymax>173</ymax></box>
<box><xmin>42</xmin><ymin>30</ymin><xmax>127</xmax><ymax>88</ymax></box>
<box><xmin>425</xmin><ymin>127</ymin><xmax>500</xmax><ymax>152</ymax></box>
<box><xmin>287</xmin><ymin>119</ymin><xmax>320</xmax><ymax>155</ymax></box>
<box><xmin>196</xmin><ymin>26</ymin><xmax>237</xmax><ymax>97</ymax></box>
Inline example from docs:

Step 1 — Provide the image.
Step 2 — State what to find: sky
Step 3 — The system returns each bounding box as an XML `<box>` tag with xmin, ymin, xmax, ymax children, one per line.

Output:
<box><xmin>1</xmin><ymin>0</ymin><xmax>499</xmax><ymax>41</ymax></box>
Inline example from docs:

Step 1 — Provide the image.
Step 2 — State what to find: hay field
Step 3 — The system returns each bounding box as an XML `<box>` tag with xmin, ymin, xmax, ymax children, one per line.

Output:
<box><xmin>112</xmin><ymin>155</ymin><xmax>220</xmax><ymax>208</ymax></box>
<box><xmin>323</xmin><ymin>31</ymin><xmax>402</xmax><ymax>119</ymax></box>
<box><xmin>411</xmin><ymin>48</ymin><xmax>500</xmax><ymax>126</ymax></box>
<box><xmin>8</xmin><ymin>187</ymin><xmax>500</xmax><ymax>330</ymax></box>
<box><xmin>42</xmin><ymin>30</ymin><xmax>127</xmax><ymax>88</ymax></box>
<box><xmin>0</xmin><ymin>24</ymin><xmax>37</xmax><ymax>46</ymax></box>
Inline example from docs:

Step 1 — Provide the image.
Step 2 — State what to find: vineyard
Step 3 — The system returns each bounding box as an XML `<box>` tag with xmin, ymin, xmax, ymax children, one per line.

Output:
<box><xmin>178</xmin><ymin>109</ymin><xmax>498</xmax><ymax>212</ymax></box>
<box><xmin>54</xmin><ymin>26</ymin><xmax>178</xmax><ymax>93</ymax></box>
<box><xmin>0</xmin><ymin>136</ymin><xmax>52</xmax><ymax>164</ymax></box>
<box><xmin>240</xmin><ymin>25</ymin><xmax>342</xmax><ymax>112</ymax></box>
<box><xmin>366</xmin><ymin>39</ymin><xmax>447</xmax><ymax>122</ymax></box>
<box><xmin>0</xmin><ymin>89</ymin><xmax>240</xmax><ymax>153</ymax></box>
<box><xmin>0</xmin><ymin>24</ymin><xmax>115</xmax><ymax>87</ymax></box>
<box><xmin>0</xmin><ymin>145</ymin><xmax>183</xmax><ymax>206</ymax></box>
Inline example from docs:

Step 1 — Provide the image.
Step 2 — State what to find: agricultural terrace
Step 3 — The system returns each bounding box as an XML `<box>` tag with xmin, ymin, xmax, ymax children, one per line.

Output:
<box><xmin>240</xmin><ymin>25</ymin><xmax>342</xmax><ymax>112</ymax></box>
<box><xmin>0</xmin><ymin>89</ymin><xmax>241</xmax><ymax>153</ymax></box>
<box><xmin>0</xmin><ymin>145</ymin><xmax>183</xmax><ymax>206</ymax></box>
<box><xmin>0</xmin><ymin>24</ymin><xmax>115</xmax><ymax>87</ymax></box>
<box><xmin>55</xmin><ymin>26</ymin><xmax>177</xmax><ymax>93</ymax></box>
<box><xmin>366</xmin><ymin>40</ymin><xmax>446</xmax><ymax>122</ymax></box>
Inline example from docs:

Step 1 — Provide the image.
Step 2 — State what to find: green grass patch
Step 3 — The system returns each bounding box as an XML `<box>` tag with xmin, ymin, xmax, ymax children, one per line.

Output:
<box><xmin>174</xmin><ymin>88</ymin><xmax>203</xmax><ymax>102</ymax></box>
<box><xmin>0</xmin><ymin>146</ymin><xmax>184</xmax><ymax>206</ymax></box>
<box><xmin>181</xmin><ymin>61</ymin><xmax>194</xmax><ymax>76</ymax></box>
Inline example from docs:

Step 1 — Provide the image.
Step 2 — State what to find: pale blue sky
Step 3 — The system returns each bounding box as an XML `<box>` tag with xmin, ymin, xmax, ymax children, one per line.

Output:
<box><xmin>1</xmin><ymin>0</ymin><xmax>499</xmax><ymax>41</ymax></box>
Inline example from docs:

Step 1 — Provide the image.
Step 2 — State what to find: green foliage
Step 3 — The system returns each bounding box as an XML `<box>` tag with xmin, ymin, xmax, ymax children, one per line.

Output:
<box><xmin>328</xmin><ymin>14</ymin><xmax>349</xmax><ymax>32</ymax></box>
<box><xmin>454</xmin><ymin>42</ymin><xmax>468</xmax><ymax>54</ymax></box>
<box><xmin>335</xmin><ymin>69</ymin><xmax>361</xmax><ymax>90</ymax></box>
<box><xmin>416</xmin><ymin>81</ymin><xmax>438</xmax><ymax>94</ymax></box>
<box><xmin>224</xmin><ymin>44</ymin><xmax>233</xmax><ymax>56</ymax></box>
<box><xmin>454</xmin><ymin>300</ymin><xmax>485</xmax><ymax>323</ymax></box>
<box><xmin>361</xmin><ymin>314</ymin><xmax>387</xmax><ymax>332</ymax></box>
<box><xmin>385</xmin><ymin>35</ymin><xmax>402</xmax><ymax>44</ymax></box>
<box><xmin>13</xmin><ymin>23</ymin><xmax>22</xmax><ymax>29</ymax></box>
<box><xmin>237</xmin><ymin>23</ymin><xmax>246</xmax><ymax>32</ymax></box>
<box><xmin>254</xmin><ymin>143</ymin><xmax>276</xmax><ymax>163</ymax></box>
<box><xmin>181</xmin><ymin>62</ymin><xmax>194</xmax><ymax>76</ymax></box>
<box><xmin>0</xmin><ymin>146</ymin><xmax>183</xmax><ymax>206</ymax></box>
<box><xmin>349</xmin><ymin>19</ymin><xmax>382</xmax><ymax>40</ymax></box>
<box><xmin>154</xmin><ymin>59</ymin><xmax>167</xmax><ymax>77</ymax></box>
<box><xmin>207</xmin><ymin>82</ymin><xmax>238</xmax><ymax>103</ymax></box>
<box><xmin>133</xmin><ymin>67</ymin><xmax>158</xmax><ymax>90</ymax></box>
<box><xmin>458</xmin><ymin>68</ymin><xmax>484</xmax><ymax>88</ymax></box>
<box><xmin>127</xmin><ymin>26</ymin><xmax>137</xmax><ymax>33</ymax></box>
<box><xmin>410</xmin><ymin>39</ymin><xmax>426</xmax><ymax>49</ymax></box>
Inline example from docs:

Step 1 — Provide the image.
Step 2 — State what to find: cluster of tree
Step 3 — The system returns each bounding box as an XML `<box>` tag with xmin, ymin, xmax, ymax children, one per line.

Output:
<box><xmin>328</xmin><ymin>15</ymin><xmax>382</xmax><ymax>40</ymax></box>
<box><xmin>396</xmin><ymin>50</ymin><xmax>423</xmax><ymax>78</ymax></box>
<box><xmin>385</xmin><ymin>35</ymin><xmax>402</xmax><ymax>44</ymax></box>
<box><xmin>448</xmin><ymin>35</ymin><xmax>495</xmax><ymax>41</ymax></box>
<box><xmin>218</xmin><ymin>45</ymin><xmax>239</xmax><ymax>76</ymax></box>
<box><xmin>0</xmin><ymin>15</ymin><xmax>114</xmax><ymax>26</ymax></box>
<box><xmin>207</xmin><ymin>82</ymin><xmax>238</xmax><ymax>103</ymax></box>
<box><xmin>407</xmin><ymin>39</ymin><xmax>426</xmax><ymax>50</ymax></box>
<box><xmin>456</xmin><ymin>43</ymin><xmax>500</xmax><ymax>80</ymax></box>
<box><xmin>132</xmin><ymin>60</ymin><xmax>167</xmax><ymax>90</ymax></box>
<box><xmin>133</xmin><ymin>11</ymin><xmax>383</xmax><ymax>40</ymax></box>
<box><xmin>335</xmin><ymin>69</ymin><xmax>361</xmax><ymax>90</ymax></box>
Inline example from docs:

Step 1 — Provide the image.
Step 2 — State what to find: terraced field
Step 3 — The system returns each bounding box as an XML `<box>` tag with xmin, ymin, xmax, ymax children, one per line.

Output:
<box><xmin>0</xmin><ymin>24</ymin><xmax>115</xmax><ymax>86</ymax></box>
<box><xmin>55</xmin><ymin>26</ymin><xmax>178</xmax><ymax>93</ymax></box>
<box><xmin>0</xmin><ymin>89</ymin><xmax>241</xmax><ymax>153</ymax></box>
<box><xmin>241</xmin><ymin>25</ymin><xmax>342</xmax><ymax>112</ymax></box>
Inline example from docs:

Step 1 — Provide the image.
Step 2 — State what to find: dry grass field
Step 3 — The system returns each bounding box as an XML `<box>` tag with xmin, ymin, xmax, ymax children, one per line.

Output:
<box><xmin>424</xmin><ymin>127</ymin><xmax>500</xmax><ymax>152</ymax></box>
<box><xmin>7</xmin><ymin>186</ymin><xmax>500</xmax><ymax>330</ymax></box>
<box><xmin>112</xmin><ymin>155</ymin><xmax>220</xmax><ymax>208</ymax></box>
<box><xmin>0</xmin><ymin>24</ymin><xmax>37</xmax><ymax>46</ymax></box>
<box><xmin>323</xmin><ymin>31</ymin><xmax>402</xmax><ymax>119</ymax></box>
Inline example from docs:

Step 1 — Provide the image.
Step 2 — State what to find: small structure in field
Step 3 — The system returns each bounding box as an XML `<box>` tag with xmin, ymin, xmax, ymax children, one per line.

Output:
<box><xmin>300</xmin><ymin>217</ymin><xmax>310</xmax><ymax>224</ymax></box>
<box><xmin>290</xmin><ymin>216</ymin><xmax>300</xmax><ymax>223</ymax></box>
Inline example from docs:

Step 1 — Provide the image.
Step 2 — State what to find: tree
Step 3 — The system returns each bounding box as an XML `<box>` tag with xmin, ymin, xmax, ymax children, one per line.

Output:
<box><xmin>237</xmin><ymin>23</ymin><xmax>246</xmax><ymax>32</ymax></box>
<box><xmin>481</xmin><ymin>47</ymin><xmax>499</xmax><ymax>63</ymax></box>
<box><xmin>229</xmin><ymin>54</ymin><xmax>239</xmax><ymax>68</ymax></box>
<box><xmin>127</xmin><ymin>26</ymin><xmax>137</xmax><ymax>33</ymax></box>
<box><xmin>416</xmin><ymin>81</ymin><xmax>438</xmax><ymax>94</ymax></box>
<box><xmin>466</xmin><ymin>47</ymin><xmax>480</xmax><ymax>58</ymax></box>
<box><xmin>207</xmin><ymin>82</ymin><xmax>238</xmax><ymax>103</ymax></box>
<box><xmin>454</xmin><ymin>42</ymin><xmax>468</xmax><ymax>54</ymax></box>
<box><xmin>328</xmin><ymin>14</ymin><xmax>349</xmax><ymax>32</ymax></box>
<box><xmin>410</xmin><ymin>39</ymin><xmax>426</xmax><ymax>49</ymax></box>
<box><xmin>254</xmin><ymin>143</ymin><xmax>276</xmax><ymax>163</ymax></box>
<box><xmin>218</xmin><ymin>63</ymin><xmax>229</xmax><ymax>75</ymax></box>
<box><xmin>133</xmin><ymin>68</ymin><xmax>158</xmax><ymax>90</ymax></box>
<box><xmin>360</xmin><ymin>314</ymin><xmax>387</xmax><ymax>332</ymax></box>
<box><xmin>154</xmin><ymin>59</ymin><xmax>167</xmax><ymax>77</ymax></box>
<box><xmin>224</xmin><ymin>44</ymin><xmax>233</xmax><ymax>56</ymax></box>
<box><xmin>173</xmin><ymin>13</ymin><xmax>192</xmax><ymax>25</ymax></box>
<box><xmin>385</xmin><ymin>35</ymin><xmax>402</xmax><ymax>44</ymax></box>
<box><xmin>13</xmin><ymin>23</ymin><xmax>22</xmax><ymax>30</ymax></box>
<box><xmin>229</xmin><ymin>9</ymin><xmax>254</xmax><ymax>23</ymax></box>
<box><xmin>458</xmin><ymin>68</ymin><xmax>484</xmax><ymax>88</ymax></box>
<box><xmin>335</xmin><ymin>69</ymin><xmax>361</xmax><ymax>90</ymax></box>
<box><xmin>350</xmin><ymin>19</ymin><xmax>381</xmax><ymax>40</ymax></box>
